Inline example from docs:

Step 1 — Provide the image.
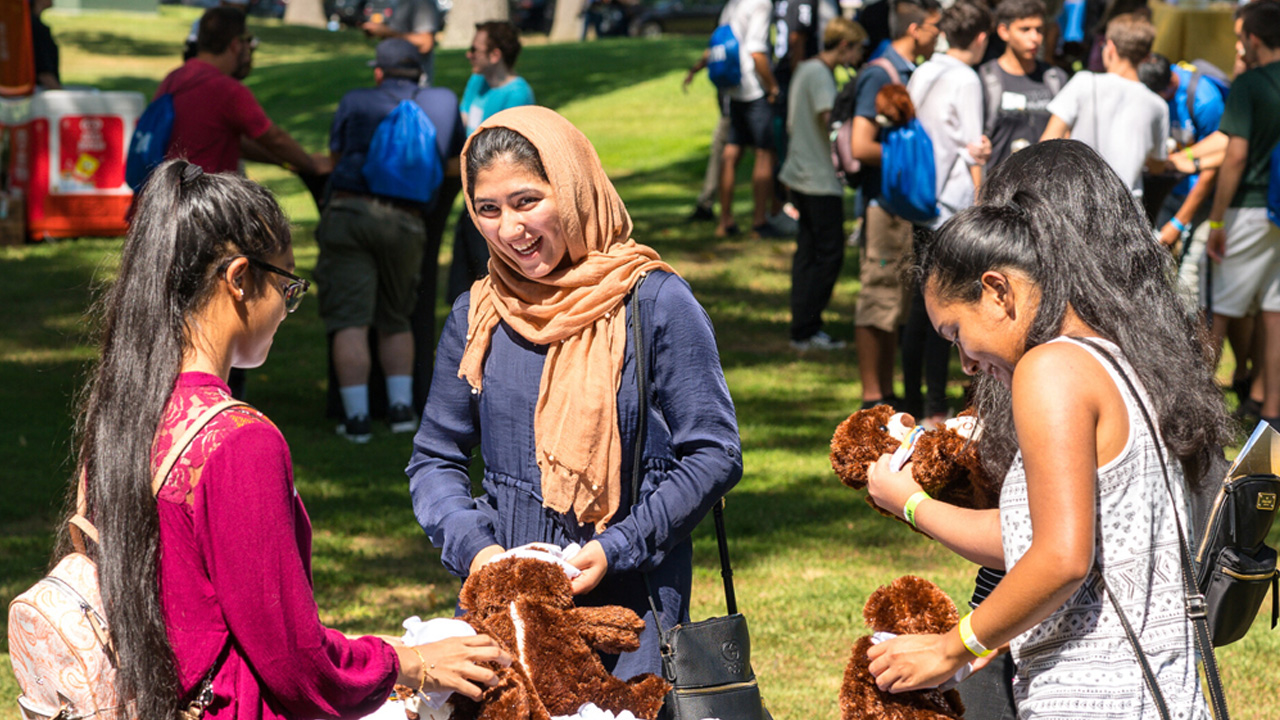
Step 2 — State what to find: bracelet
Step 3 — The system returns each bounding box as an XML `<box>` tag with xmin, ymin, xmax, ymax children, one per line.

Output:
<box><xmin>959</xmin><ymin>613</ymin><xmax>994</xmax><ymax>658</ymax></box>
<box><xmin>902</xmin><ymin>490</ymin><xmax>930</xmax><ymax>528</ymax></box>
<box><xmin>1208</xmin><ymin>220</ymin><xmax>1225</xmax><ymax>230</ymax></box>
<box><xmin>406</xmin><ymin>646</ymin><xmax>428</xmax><ymax>693</ymax></box>
<box><xmin>1182</xmin><ymin>147</ymin><xmax>1195</xmax><ymax>160</ymax></box>
<box><xmin>1169</xmin><ymin>217</ymin><xmax>1188</xmax><ymax>234</ymax></box>
<box><xmin>1192</xmin><ymin>156</ymin><xmax>1201</xmax><ymax>173</ymax></box>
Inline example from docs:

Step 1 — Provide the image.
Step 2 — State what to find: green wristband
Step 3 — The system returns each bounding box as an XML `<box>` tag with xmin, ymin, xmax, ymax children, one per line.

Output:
<box><xmin>903</xmin><ymin>491</ymin><xmax>930</xmax><ymax>528</ymax></box>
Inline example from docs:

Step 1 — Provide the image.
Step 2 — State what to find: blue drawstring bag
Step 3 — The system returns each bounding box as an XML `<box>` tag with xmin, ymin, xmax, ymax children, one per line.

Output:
<box><xmin>707</xmin><ymin>24</ymin><xmax>741</xmax><ymax>90</ymax></box>
<box><xmin>880</xmin><ymin>118</ymin><xmax>938</xmax><ymax>225</ymax></box>
<box><xmin>1267</xmin><ymin>141</ymin><xmax>1279</xmax><ymax>229</ymax></box>
<box><xmin>1058</xmin><ymin>0</ymin><xmax>1086</xmax><ymax>44</ymax></box>
<box><xmin>125</xmin><ymin>93</ymin><xmax>175</xmax><ymax>190</ymax></box>
<box><xmin>362</xmin><ymin>96</ymin><xmax>442</xmax><ymax>205</ymax></box>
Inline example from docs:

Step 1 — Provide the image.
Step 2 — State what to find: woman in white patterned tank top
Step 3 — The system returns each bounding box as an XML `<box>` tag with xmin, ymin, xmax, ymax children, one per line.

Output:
<box><xmin>863</xmin><ymin>140</ymin><xmax>1233</xmax><ymax>718</ymax></box>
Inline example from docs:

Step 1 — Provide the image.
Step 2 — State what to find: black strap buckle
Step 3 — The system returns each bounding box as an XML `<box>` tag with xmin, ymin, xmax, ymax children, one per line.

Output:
<box><xmin>1186</xmin><ymin>593</ymin><xmax>1208</xmax><ymax>620</ymax></box>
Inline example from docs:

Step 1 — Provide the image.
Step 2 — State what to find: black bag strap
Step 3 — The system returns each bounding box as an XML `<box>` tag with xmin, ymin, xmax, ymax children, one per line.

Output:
<box><xmin>629</xmin><ymin>274</ymin><xmax>737</xmax><ymax>642</ymax></box>
<box><xmin>1076</xmin><ymin>337</ymin><xmax>1230</xmax><ymax>720</ymax></box>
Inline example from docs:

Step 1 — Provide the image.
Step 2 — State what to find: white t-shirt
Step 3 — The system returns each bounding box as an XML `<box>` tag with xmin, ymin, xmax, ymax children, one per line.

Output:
<box><xmin>719</xmin><ymin>0</ymin><xmax>773</xmax><ymax>103</ymax></box>
<box><xmin>779</xmin><ymin>58</ymin><xmax>841</xmax><ymax>196</ymax></box>
<box><xmin>907</xmin><ymin>53</ymin><xmax>985</xmax><ymax>226</ymax></box>
<box><xmin>1046</xmin><ymin>71</ymin><xmax>1169</xmax><ymax>196</ymax></box>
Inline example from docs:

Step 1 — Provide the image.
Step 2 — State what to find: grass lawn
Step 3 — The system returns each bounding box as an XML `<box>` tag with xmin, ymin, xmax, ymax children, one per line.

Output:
<box><xmin>2</xmin><ymin>8</ymin><xmax>1278</xmax><ymax>719</ymax></box>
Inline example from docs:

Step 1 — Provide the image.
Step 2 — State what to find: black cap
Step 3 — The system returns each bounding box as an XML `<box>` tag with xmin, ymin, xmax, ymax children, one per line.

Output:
<box><xmin>370</xmin><ymin>38</ymin><xmax>420</xmax><ymax>71</ymax></box>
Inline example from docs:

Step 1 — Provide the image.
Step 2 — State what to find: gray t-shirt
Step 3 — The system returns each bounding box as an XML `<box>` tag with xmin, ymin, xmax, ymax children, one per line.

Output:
<box><xmin>1046</xmin><ymin>71</ymin><xmax>1169</xmax><ymax>196</ymax></box>
<box><xmin>779</xmin><ymin>57</ymin><xmax>841</xmax><ymax>196</ymax></box>
<box><xmin>389</xmin><ymin>0</ymin><xmax>442</xmax><ymax>82</ymax></box>
<box><xmin>980</xmin><ymin>60</ymin><xmax>1066</xmax><ymax>169</ymax></box>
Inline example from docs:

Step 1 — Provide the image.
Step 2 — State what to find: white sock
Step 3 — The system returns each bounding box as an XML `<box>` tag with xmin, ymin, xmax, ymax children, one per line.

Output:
<box><xmin>339</xmin><ymin>385</ymin><xmax>369</xmax><ymax>420</ymax></box>
<box><xmin>386</xmin><ymin>375</ymin><xmax>413</xmax><ymax>408</ymax></box>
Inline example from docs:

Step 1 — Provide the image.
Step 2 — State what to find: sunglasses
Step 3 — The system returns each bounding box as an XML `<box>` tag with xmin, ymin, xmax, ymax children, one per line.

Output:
<box><xmin>246</xmin><ymin>257</ymin><xmax>310</xmax><ymax>313</ymax></box>
<box><xmin>241</xmin><ymin>34</ymin><xmax>259</xmax><ymax>50</ymax></box>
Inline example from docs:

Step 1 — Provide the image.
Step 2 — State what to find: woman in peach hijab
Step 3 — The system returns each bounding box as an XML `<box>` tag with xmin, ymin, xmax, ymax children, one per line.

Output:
<box><xmin>406</xmin><ymin>106</ymin><xmax>743</xmax><ymax>678</ymax></box>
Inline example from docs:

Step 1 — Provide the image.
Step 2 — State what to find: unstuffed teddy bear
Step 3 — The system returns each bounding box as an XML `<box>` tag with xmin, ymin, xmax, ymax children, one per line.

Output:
<box><xmin>830</xmin><ymin>405</ymin><xmax>998</xmax><ymax>532</ymax></box>
<box><xmin>840</xmin><ymin>575</ymin><xmax>967</xmax><ymax>720</ymax></box>
<box><xmin>450</xmin><ymin>556</ymin><xmax>670</xmax><ymax>720</ymax></box>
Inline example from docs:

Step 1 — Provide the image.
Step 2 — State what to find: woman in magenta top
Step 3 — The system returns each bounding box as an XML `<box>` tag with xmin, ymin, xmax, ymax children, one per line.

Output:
<box><xmin>64</xmin><ymin>160</ymin><xmax>509</xmax><ymax>720</ymax></box>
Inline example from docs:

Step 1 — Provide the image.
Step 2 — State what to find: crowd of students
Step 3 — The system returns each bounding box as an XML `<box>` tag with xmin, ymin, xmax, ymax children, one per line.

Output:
<box><xmin>694</xmin><ymin>0</ymin><xmax>1280</xmax><ymax>433</ymax></box>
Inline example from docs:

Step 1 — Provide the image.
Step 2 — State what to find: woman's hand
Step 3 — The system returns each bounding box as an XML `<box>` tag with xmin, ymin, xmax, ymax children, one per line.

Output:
<box><xmin>865</xmin><ymin>454</ymin><xmax>922</xmax><ymax>519</ymax></box>
<box><xmin>468</xmin><ymin>545</ymin><xmax>506</xmax><ymax>577</ymax></box>
<box><xmin>401</xmin><ymin>635</ymin><xmax>513</xmax><ymax>701</ymax></box>
<box><xmin>567</xmin><ymin>540</ymin><xmax>608</xmax><ymax>595</ymax></box>
<box><xmin>866</xmin><ymin>631</ymin><xmax>984</xmax><ymax>694</ymax></box>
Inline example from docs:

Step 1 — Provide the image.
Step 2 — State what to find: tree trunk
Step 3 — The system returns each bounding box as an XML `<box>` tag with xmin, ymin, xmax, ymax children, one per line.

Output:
<box><xmin>283</xmin><ymin>0</ymin><xmax>327</xmax><ymax>28</ymax></box>
<box><xmin>440</xmin><ymin>0</ymin><xmax>508</xmax><ymax>49</ymax></box>
<box><xmin>548</xmin><ymin>0</ymin><xmax>582</xmax><ymax>42</ymax></box>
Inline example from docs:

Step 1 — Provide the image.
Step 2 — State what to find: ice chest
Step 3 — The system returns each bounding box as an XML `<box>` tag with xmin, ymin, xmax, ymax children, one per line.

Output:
<box><xmin>4</xmin><ymin>90</ymin><xmax>144</xmax><ymax>240</ymax></box>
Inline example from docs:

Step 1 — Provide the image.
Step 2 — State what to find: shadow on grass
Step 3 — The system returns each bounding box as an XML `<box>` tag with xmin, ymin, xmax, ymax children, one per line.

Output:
<box><xmin>58</xmin><ymin>31</ymin><xmax>177</xmax><ymax>58</ymax></box>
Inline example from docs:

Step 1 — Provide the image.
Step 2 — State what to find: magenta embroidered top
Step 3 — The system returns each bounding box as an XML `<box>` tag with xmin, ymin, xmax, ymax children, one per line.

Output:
<box><xmin>152</xmin><ymin>372</ymin><xmax>397</xmax><ymax>719</ymax></box>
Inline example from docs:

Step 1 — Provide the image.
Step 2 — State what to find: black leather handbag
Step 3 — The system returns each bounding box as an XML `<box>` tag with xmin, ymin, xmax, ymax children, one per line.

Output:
<box><xmin>628</xmin><ymin>279</ymin><xmax>771</xmax><ymax>720</ymax></box>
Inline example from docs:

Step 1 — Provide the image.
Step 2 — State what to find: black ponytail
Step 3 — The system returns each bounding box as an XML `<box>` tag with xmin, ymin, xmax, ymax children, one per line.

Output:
<box><xmin>66</xmin><ymin>159</ymin><xmax>290</xmax><ymax>719</ymax></box>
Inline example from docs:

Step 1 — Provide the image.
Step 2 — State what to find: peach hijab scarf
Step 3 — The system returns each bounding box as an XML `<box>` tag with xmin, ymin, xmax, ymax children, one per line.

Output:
<box><xmin>457</xmin><ymin>106</ymin><xmax>675</xmax><ymax>531</ymax></box>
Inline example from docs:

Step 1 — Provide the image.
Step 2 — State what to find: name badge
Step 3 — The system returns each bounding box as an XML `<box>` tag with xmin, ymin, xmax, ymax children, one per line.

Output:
<box><xmin>1001</xmin><ymin>92</ymin><xmax>1027</xmax><ymax>112</ymax></box>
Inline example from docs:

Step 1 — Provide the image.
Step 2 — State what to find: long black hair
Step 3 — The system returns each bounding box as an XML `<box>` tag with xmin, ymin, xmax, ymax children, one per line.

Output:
<box><xmin>64</xmin><ymin>159</ymin><xmax>291</xmax><ymax>720</ymax></box>
<box><xmin>915</xmin><ymin>140</ymin><xmax>1232</xmax><ymax>482</ymax></box>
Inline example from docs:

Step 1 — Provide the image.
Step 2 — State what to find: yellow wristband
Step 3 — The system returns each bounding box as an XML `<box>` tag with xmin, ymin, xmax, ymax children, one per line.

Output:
<box><xmin>959</xmin><ymin>613</ymin><xmax>993</xmax><ymax>658</ymax></box>
<box><xmin>1183</xmin><ymin>147</ymin><xmax>1195</xmax><ymax>160</ymax></box>
<box><xmin>903</xmin><ymin>490</ymin><xmax>930</xmax><ymax>528</ymax></box>
<box><xmin>1208</xmin><ymin>220</ymin><xmax>1225</xmax><ymax>230</ymax></box>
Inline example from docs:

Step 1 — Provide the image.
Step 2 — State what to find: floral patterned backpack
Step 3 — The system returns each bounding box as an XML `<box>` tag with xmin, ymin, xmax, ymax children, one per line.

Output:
<box><xmin>8</xmin><ymin>400</ymin><xmax>244</xmax><ymax>720</ymax></box>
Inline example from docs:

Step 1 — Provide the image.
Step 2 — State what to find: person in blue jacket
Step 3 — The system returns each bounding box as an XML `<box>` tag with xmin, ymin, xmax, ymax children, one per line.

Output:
<box><xmin>406</xmin><ymin>106</ymin><xmax>743</xmax><ymax>680</ymax></box>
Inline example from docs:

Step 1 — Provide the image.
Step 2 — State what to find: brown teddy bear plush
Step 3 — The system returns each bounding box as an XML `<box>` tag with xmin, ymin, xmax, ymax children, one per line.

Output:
<box><xmin>830</xmin><ymin>405</ymin><xmax>998</xmax><ymax>533</ymax></box>
<box><xmin>450</xmin><ymin>556</ymin><xmax>671</xmax><ymax>720</ymax></box>
<box><xmin>840</xmin><ymin>575</ymin><xmax>966</xmax><ymax>720</ymax></box>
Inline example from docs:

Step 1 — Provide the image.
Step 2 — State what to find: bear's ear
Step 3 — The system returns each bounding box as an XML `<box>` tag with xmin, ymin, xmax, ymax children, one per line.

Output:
<box><xmin>863</xmin><ymin>576</ymin><xmax>958</xmax><ymax>635</ymax></box>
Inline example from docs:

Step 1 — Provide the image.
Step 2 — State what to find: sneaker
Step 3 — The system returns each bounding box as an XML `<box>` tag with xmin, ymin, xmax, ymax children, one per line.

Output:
<box><xmin>337</xmin><ymin>414</ymin><xmax>372</xmax><ymax>444</ymax></box>
<box><xmin>791</xmin><ymin>330</ymin><xmax>847</xmax><ymax>351</ymax></box>
<box><xmin>767</xmin><ymin>211</ymin><xmax>798</xmax><ymax>235</ymax></box>
<box><xmin>388</xmin><ymin>403</ymin><xmax>418</xmax><ymax>433</ymax></box>
<box><xmin>751</xmin><ymin>222</ymin><xmax>788</xmax><ymax>239</ymax></box>
<box><xmin>687</xmin><ymin>204</ymin><xmax>716</xmax><ymax>222</ymax></box>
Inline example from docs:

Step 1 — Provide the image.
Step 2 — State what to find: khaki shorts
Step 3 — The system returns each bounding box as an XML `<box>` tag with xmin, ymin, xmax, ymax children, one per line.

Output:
<box><xmin>855</xmin><ymin>204</ymin><xmax>914</xmax><ymax>332</ymax></box>
<box><xmin>1210</xmin><ymin>207</ymin><xmax>1280</xmax><ymax>318</ymax></box>
<box><xmin>314</xmin><ymin>196</ymin><xmax>426</xmax><ymax>334</ymax></box>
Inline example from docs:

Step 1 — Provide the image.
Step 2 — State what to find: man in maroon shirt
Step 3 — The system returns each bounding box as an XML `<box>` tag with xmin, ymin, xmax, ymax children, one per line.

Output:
<box><xmin>158</xmin><ymin>7</ymin><xmax>330</xmax><ymax>177</ymax></box>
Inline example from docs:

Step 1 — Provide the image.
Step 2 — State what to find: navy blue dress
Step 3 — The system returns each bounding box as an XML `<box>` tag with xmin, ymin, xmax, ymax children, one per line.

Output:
<box><xmin>407</xmin><ymin>271</ymin><xmax>743</xmax><ymax>679</ymax></box>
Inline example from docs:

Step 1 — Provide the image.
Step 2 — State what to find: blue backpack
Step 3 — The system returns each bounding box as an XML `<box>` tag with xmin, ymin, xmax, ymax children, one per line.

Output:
<box><xmin>125</xmin><ymin>93</ymin><xmax>175</xmax><ymax>190</ymax></box>
<box><xmin>362</xmin><ymin>92</ymin><xmax>442</xmax><ymax>205</ymax></box>
<box><xmin>707</xmin><ymin>24</ymin><xmax>742</xmax><ymax>90</ymax></box>
<box><xmin>880</xmin><ymin>117</ymin><xmax>938</xmax><ymax>225</ymax></box>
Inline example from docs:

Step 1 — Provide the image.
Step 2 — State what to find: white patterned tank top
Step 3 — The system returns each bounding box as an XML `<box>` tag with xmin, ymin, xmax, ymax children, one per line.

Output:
<box><xmin>999</xmin><ymin>337</ymin><xmax>1209</xmax><ymax>719</ymax></box>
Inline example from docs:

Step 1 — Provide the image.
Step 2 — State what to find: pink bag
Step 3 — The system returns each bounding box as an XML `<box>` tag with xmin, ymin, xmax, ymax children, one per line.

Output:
<box><xmin>8</xmin><ymin>400</ymin><xmax>244</xmax><ymax>720</ymax></box>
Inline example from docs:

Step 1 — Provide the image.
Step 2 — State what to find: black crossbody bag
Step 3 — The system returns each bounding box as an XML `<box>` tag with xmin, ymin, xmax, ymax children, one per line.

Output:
<box><xmin>627</xmin><ymin>279</ymin><xmax>771</xmax><ymax>720</ymax></box>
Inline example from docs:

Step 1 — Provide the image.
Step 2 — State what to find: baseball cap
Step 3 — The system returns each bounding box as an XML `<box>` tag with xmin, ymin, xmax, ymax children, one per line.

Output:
<box><xmin>370</xmin><ymin>38</ymin><xmax>421</xmax><ymax>70</ymax></box>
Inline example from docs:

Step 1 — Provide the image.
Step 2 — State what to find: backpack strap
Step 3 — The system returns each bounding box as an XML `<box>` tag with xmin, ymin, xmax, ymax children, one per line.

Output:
<box><xmin>1185</xmin><ymin>71</ymin><xmax>1200</xmax><ymax>134</ymax></box>
<box><xmin>68</xmin><ymin>400</ymin><xmax>249</xmax><ymax>552</ymax></box>
<box><xmin>1042</xmin><ymin>65</ymin><xmax>1065</xmax><ymax>97</ymax></box>
<box><xmin>867</xmin><ymin>56</ymin><xmax>901</xmax><ymax>86</ymax></box>
<box><xmin>979</xmin><ymin>62</ymin><xmax>1002</xmax><ymax>137</ymax></box>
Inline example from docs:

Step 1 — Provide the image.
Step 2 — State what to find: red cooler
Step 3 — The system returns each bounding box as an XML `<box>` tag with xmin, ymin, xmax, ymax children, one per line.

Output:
<box><xmin>7</xmin><ymin>90</ymin><xmax>144</xmax><ymax>240</ymax></box>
